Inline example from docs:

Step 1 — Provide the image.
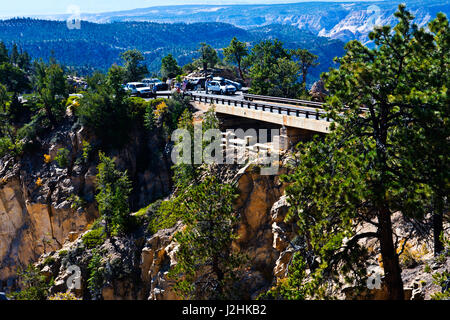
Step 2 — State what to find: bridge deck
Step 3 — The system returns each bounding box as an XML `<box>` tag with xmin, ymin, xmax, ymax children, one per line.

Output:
<box><xmin>190</xmin><ymin>93</ymin><xmax>331</xmax><ymax>134</ymax></box>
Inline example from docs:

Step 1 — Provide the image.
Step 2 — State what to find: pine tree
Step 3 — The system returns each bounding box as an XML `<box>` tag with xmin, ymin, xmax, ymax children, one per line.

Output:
<box><xmin>161</xmin><ymin>54</ymin><xmax>181</xmax><ymax>79</ymax></box>
<box><xmin>282</xmin><ymin>5</ymin><xmax>449</xmax><ymax>300</ymax></box>
<box><xmin>169</xmin><ymin>176</ymin><xmax>244</xmax><ymax>299</ymax></box>
<box><xmin>290</xmin><ymin>48</ymin><xmax>319</xmax><ymax>91</ymax></box>
<box><xmin>95</xmin><ymin>152</ymin><xmax>133</xmax><ymax>237</ymax></box>
<box><xmin>223</xmin><ymin>37</ymin><xmax>248</xmax><ymax>81</ymax></box>
<box><xmin>121</xmin><ymin>49</ymin><xmax>148</xmax><ymax>82</ymax></box>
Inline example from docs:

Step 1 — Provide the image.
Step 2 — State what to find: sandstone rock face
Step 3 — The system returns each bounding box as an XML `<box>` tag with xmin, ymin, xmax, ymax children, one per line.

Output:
<box><xmin>135</xmin><ymin>165</ymin><xmax>295</xmax><ymax>300</ymax></box>
<box><xmin>140</xmin><ymin>223</ymin><xmax>181</xmax><ymax>300</ymax></box>
<box><xmin>0</xmin><ymin>118</ymin><xmax>172</xmax><ymax>289</ymax></box>
<box><xmin>0</xmin><ymin>154</ymin><xmax>97</xmax><ymax>288</ymax></box>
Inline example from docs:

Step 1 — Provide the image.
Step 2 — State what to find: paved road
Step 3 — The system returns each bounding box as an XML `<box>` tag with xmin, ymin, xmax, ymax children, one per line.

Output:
<box><xmin>190</xmin><ymin>91</ymin><xmax>328</xmax><ymax>120</ymax></box>
<box><xmin>144</xmin><ymin>90</ymin><xmax>329</xmax><ymax>121</ymax></box>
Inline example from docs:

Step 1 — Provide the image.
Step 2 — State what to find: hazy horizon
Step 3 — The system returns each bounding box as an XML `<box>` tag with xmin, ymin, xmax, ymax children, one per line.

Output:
<box><xmin>0</xmin><ymin>0</ymin><xmax>385</xmax><ymax>18</ymax></box>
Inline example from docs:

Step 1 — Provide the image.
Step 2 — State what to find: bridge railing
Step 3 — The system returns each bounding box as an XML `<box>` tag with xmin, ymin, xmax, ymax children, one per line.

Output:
<box><xmin>242</xmin><ymin>93</ymin><xmax>325</xmax><ymax>108</ymax></box>
<box><xmin>189</xmin><ymin>93</ymin><xmax>330</xmax><ymax>122</ymax></box>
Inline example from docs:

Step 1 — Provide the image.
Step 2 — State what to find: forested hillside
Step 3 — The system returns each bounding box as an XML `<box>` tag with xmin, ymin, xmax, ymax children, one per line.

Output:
<box><xmin>0</xmin><ymin>18</ymin><xmax>344</xmax><ymax>82</ymax></box>
<box><xmin>31</xmin><ymin>0</ymin><xmax>449</xmax><ymax>45</ymax></box>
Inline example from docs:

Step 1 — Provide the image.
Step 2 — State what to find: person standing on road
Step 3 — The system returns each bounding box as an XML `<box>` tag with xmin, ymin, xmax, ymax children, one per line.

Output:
<box><xmin>205</xmin><ymin>78</ymin><xmax>210</xmax><ymax>94</ymax></box>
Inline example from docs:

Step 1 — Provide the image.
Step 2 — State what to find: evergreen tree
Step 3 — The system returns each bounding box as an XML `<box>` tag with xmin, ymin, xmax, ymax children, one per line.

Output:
<box><xmin>120</xmin><ymin>49</ymin><xmax>148</xmax><ymax>83</ymax></box>
<box><xmin>392</xmin><ymin>12</ymin><xmax>450</xmax><ymax>255</ymax></box>
<box><xmin>76</xmin><ymin>64</ymin><xmax>131</xmax><ymax>146</ymax></box>
<box><xmin>161</xmin><ymin>54</ymin><xmax>181</xmax><ymax>79</ymax></box>
<box><xmin>247</xmin><ymin>39</ymin><xmax>301</xmax><ymax>98</ymax></box>
<box><xmin>169</xmin><ymin>176</ymin><xmax>244</xmax><ymax>299</ymax></box>
<box><xmin>281</xmin><ymin>6</ymin><xmax>449</xmax><ymax>300</ymax></box>
<box><xmin>95</xmin><ymin>152</ymin><xmax>133</xmax><ymax>237</ymax></box>
<box><xmin>35</xmin><ymin>62</ymin><xmax>68</xmax><ymax>126</ymax></box>
<box><xmin>198</xmin><ymin>43</ymin><xmax>219</xmax><ymax>76</ymax></box>
<box><xmin>10</xmin><ymin>43</ymin><xmax>19</xmax><ymax>65</ymax></box>
<box><xmin>290</xmin><ymin>48</ymin><xmax>319</xmax><ymax>91</ymax></box>
<box><xmin>223</xmin><ymin>37</ymin><xmax>248</xmax><ymax>80</ymax></box>
<box><xmin>0</xmin><ymin>41</ymin><xmax>8</xmax><ymax>64</ymax></box>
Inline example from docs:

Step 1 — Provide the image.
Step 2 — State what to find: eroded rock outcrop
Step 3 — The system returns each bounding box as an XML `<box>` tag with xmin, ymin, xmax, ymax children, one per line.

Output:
<box><xmin>0</xmin><ymin>115</ymin><xmax>172</xmax><ymax>289</ymax></box>
<box><xmin>0</xmin><ymin>123</ymin><xmax>98</xmax><ymax>287</ymax></box>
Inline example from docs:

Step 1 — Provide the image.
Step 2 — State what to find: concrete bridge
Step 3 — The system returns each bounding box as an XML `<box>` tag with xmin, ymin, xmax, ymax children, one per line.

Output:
<box><xmin>188</xmin><ymin>92</ymin><xmax>331</xmax><ymax>149</ymax></box>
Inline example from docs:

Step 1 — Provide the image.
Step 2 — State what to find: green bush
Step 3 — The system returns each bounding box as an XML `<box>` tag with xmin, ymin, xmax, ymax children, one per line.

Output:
<box><xmin>54</xmin><ymin>147</ymin><xmax>70</xmax><ymax>168</ymax></box>
<box><xmin>8</xmin><ymin>264</ymin><xmax>53</xmax><ymax>300</ymax></box>
<box><xmin>68</xmin><ymin>194</ymin><xmax>86</xmax><ymax>210</ymax></box>
<box><xmin>87</xmin><ymin>250</ymin><xmax>104</xmax><ymax>299</ymax></box>
<box><xmin>82</xmin><ymin>226</ymin><xmax>106</xmax><ymax>249</ymax></box>
<box><xmin>0</xmin><ymin>136</ymin><xmax>24</xmax><ymax>158</ymax></box>
<box><xmin>43</xmin><ymin>256</ymin><xmax>56</xmax><ymax>265</ymax></box>
<box><xmin>147</xmin><ymin>198</ymin><xmax>183</xmax><ymax>234</ymax></box>
<box><xmin>58</xmin><ymin>250</ymin><xmax>68</xmax><ymax>257</ymax></box>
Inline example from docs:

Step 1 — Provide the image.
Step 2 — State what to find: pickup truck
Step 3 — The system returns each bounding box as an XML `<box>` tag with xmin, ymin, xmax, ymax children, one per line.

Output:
<box><xmin>206</xmin><ymin>80</ymin><xmax>236</xmax><ymax>95</ymax></box>
<box><xmin>213</xmin><ymin>77</ymin><xmax>242</xmax><ymax>90</ymax></box>
<box><xmin>124</xmin><ymin>82</ymin><xmax>154</xmax><ymax>97</ymax></box>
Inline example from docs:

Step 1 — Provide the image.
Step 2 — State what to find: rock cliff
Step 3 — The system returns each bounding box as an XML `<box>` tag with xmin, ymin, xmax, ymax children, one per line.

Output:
<box><xmin>0</xmin><ymin>115</ymin><xmax>172</xmax><ymax>289</ymax></box>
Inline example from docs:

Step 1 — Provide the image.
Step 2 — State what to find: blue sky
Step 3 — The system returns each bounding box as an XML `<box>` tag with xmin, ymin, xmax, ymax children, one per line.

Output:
<box><xmin>0</xmin><ymin>0</ymin><xmax>380</xmax><ymax>17</ymax></box>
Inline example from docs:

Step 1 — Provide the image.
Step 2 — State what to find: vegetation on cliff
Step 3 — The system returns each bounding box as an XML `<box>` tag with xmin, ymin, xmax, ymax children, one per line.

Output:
<box><xmin>271</xmin><ymin>5</ymin><xmax>449</xmax><ymax>300</ymax></box>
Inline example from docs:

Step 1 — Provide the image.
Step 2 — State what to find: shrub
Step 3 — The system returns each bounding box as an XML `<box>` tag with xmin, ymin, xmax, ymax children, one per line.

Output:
<box><xmin>48</xmin><ymin>292</ymin><xmax>81</xmax><ymax>300</ymax></box>
<box><xmin>398</xmin><ymin>240</ymin><xmax>428</xmax><ymax>268</ymax></box>
<box><xmin>43</xmin><ymin>256</ymin><xmax>56</xmax><ymax>266</ymax></box>
<box><xmin>0</xmin><ymin>136</ymin><xmax>24</xmax><ymax>157</ymax></box>
<box><xmin>87</xmin><ymin>250</ymin><xmax>104</xmax><ymax>299</ymax></box>
<box><xmin>58</xmin><ymin>250</ymin><xmax>68</xmax><ymax>257</ymax></box>
<box><xmin>43</xmin><ymin>154</ymin><xmax>52</xmax><ymax>163</ymax></box>
<box><xmin>147</xmin><ymin>198</ymin><xmax>183</xmax><ymax>234</ymax></box>
<box><xmin>82</xmin><ymin>227</ymin><xmax>106</xmax><ymax>249</ymax></box>
<box><xmin>68</xmin><ymin>194</ymin><xmax>86</xmax><ymax>210</ymax></box>
<box><xmin>153</xmin><ymin>101</ymin><xmax>168</xmax><ymax>119</ymax></box>
<box><xmin>35</xmin><ymin>177</ymin><xmax>43</xmax><ymax>187</ymax></box>
<box><xmin>8</xmin><ymin>264</ymin><xmax>53</xmax><ymax>300</ymax></box>
<box><xmin>54</xmin><ymin>148</ymin><xmax>70</xmax><ymax>168</ymax></box>
<box><xmin>81</xmin><ymin>140</ymin><xmax>92</xmax><ymax>161</ymax></box>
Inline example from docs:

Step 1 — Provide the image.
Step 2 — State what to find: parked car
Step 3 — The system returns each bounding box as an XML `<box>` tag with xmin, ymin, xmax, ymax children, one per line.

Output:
<box><xmin>142</xmin><ymin>78</ymin><xmax>161</xmax><ymax>87</ymax></box>
<box><xmin>0</xmin><ymin>292</ymin><xmax>8</xmax><ymax>300</ymax></box>
<box><xmin>186</xmin><ymin>77</ymin><xmax>206</xmax><ymax>90</ymax></box>
<box><xmin>213</xmin><ymin>77</ymin><xmax>242</xmax><ymax>90</ymax></box>
<box><xmin>124</xmin><ymin>82</ymin><xmax>154</xmax><ymax>97</ymax></box>
<box><xmin>153</xmin><ymin>82</ymin><xmax>169</xmax><ymax>91</ymax></box>
<box><xmin>206</xmin><ymin>80</ymin><xmax>236</xmax><ymax>95</ymax></box>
